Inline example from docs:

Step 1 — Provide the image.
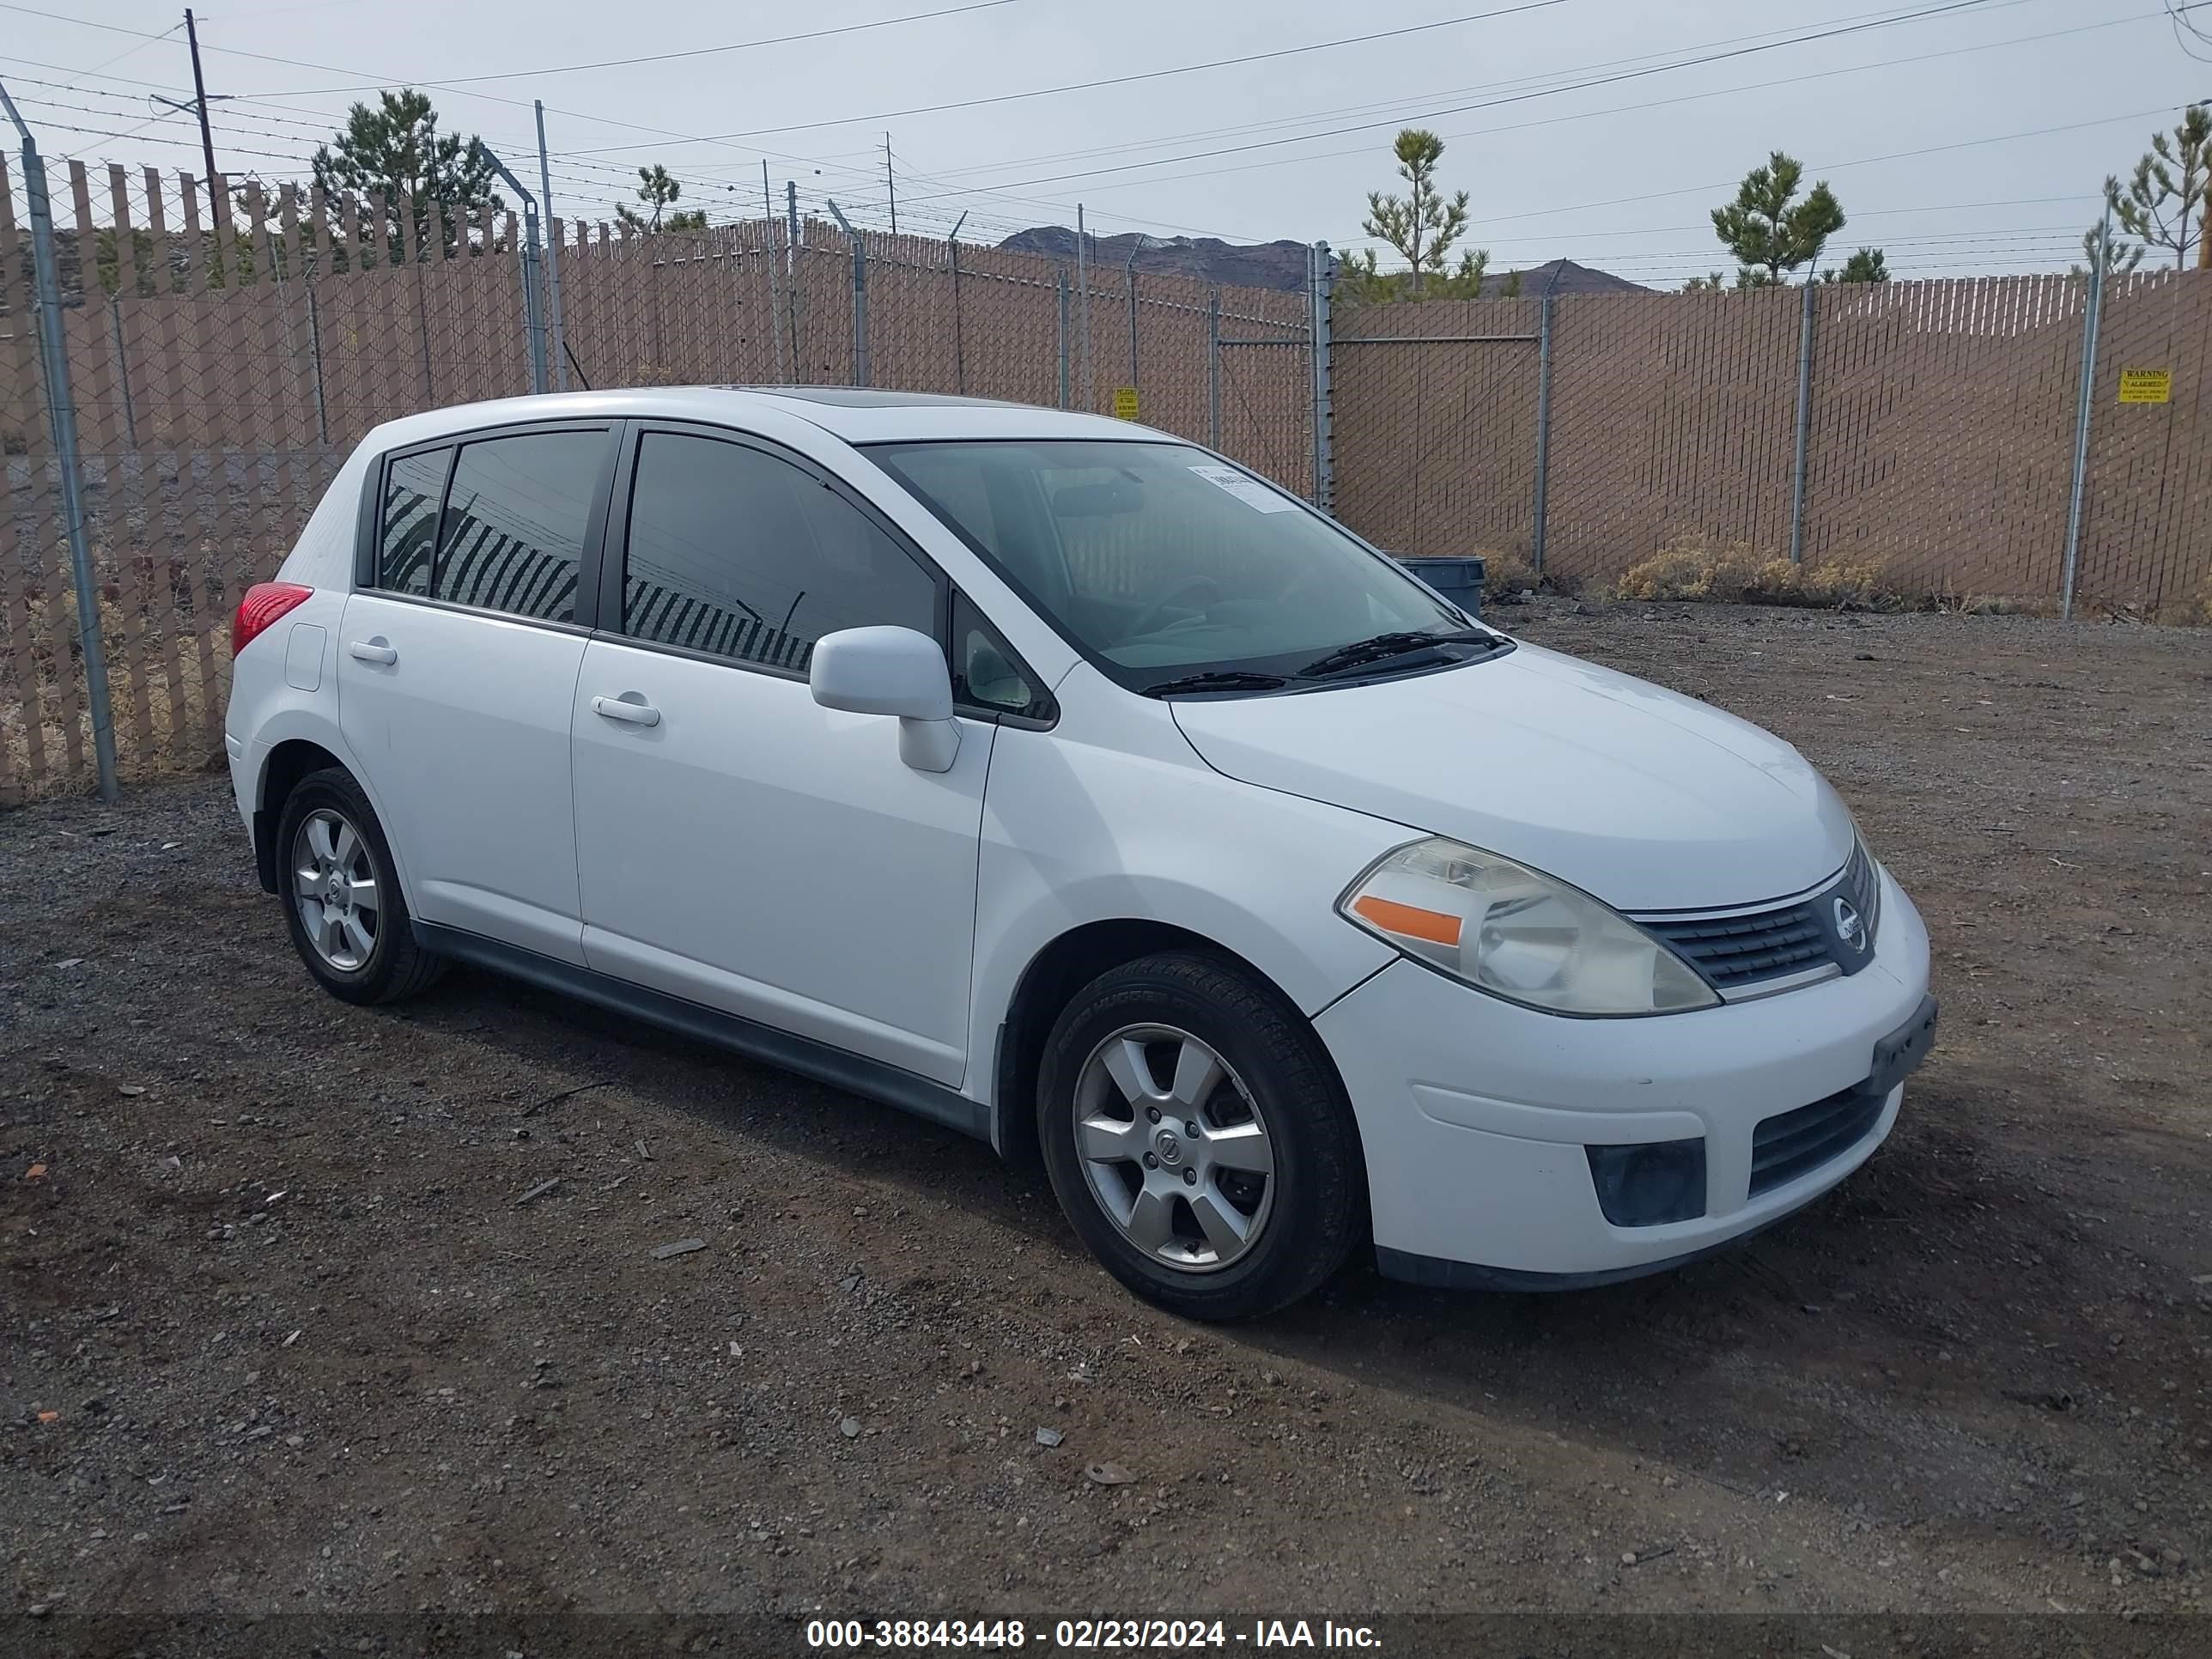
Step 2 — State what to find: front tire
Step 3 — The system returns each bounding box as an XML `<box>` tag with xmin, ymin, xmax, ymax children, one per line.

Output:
<box><xmin>1037</xmin><ymin>951</ymin><xmax>1364</xmax><ymax>1321</ymax></box>
<box><xmin>274</xmin><ymin>767</ymin><xmax>445</xmax><ymax>1006</ymax></box>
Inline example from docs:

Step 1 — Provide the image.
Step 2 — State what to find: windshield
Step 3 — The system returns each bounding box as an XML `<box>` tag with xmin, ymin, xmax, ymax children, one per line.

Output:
<box><xmin>865</xmin><ymin>439</ymin><xmax>1499</xmax><ymax>691</ymax></box>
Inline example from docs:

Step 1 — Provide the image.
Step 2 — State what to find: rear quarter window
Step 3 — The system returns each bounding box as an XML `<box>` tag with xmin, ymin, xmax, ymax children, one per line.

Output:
<box><xmin>379</xmin><ymin>449</ymin><xmax>450</xmax><ymax>596</ymax></box>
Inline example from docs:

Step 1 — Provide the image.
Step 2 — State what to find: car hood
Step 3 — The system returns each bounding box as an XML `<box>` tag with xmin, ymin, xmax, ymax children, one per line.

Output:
<box><xmin>1169</xmin><ymin>641</ymin><xmax>1854</xmax><ymax>912</ymax></box>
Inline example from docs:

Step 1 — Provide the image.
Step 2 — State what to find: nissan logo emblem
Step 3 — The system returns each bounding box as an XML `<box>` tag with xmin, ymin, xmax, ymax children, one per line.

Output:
<box><xmin>1832</xmin><ymin>897</ymin><xmax>1868</xmax><ymax>951</ymax></box>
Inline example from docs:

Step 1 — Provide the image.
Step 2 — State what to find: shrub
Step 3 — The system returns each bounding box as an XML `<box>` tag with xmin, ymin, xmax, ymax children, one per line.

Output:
<box><xmin>2159</xmin><ymin>568</ymin><xmax>2212</xmax><ymax>627</ymax></box>
<box><xmin>1477</xmin><ymin>551</ymin><xmax>1544</xmax><ymax>599</ymax></box>
<box><xmin>1613</xmin><ymin>536</ymin><xmax>1911</xmax><ymax>611</ymax></box>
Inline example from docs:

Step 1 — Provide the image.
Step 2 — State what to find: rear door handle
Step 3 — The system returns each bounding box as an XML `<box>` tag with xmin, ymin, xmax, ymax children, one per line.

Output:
<box><xmin>592</xmin><ymin>693</ymin><xmax>661</xmax><ymax>727</ymax></box>
<box><xmin>347</xmin><ymin>638</ymin><xmax>397</xmax><ymax>665</ymax></box>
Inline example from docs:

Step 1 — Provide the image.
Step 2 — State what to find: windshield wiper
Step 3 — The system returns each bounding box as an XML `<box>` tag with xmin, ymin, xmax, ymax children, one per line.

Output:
<box><xmin>1298</xmin><ymin>628</ymin><xmax>1497</xmax><ymax>678</ymax></box>
<box><xmin>1139</xmin><ymin>670</ymin><xmax>1291</xmax><ymax>697</ymax></box>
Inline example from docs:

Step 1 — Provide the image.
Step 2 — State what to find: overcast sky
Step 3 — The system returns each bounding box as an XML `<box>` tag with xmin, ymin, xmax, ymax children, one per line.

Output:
<box><xmin>6</xmin><ymin>0</ymin><xmax>2209</xmax><ymax>285</ymax></box>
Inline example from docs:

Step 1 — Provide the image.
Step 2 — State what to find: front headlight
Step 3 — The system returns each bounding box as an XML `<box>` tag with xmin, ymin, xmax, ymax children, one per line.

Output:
<box><xmin>1338</xmin><ymin>837</ymin><xmax>1720</xmax><ymax>1016</ymax></box>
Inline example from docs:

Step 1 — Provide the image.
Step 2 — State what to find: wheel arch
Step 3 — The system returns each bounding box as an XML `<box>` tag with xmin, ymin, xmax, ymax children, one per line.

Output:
<box><xmin>249</xmin><ymin>727</ymin><xmax>412</xmax><ymax>906</ymax></box>
<box><xmin>988</xmin><ymin>919</ymin><xmax>1361</xmax><ymax>1170</ymax></box>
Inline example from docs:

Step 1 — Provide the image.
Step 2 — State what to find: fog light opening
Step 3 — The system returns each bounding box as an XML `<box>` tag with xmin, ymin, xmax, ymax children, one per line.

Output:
<box><xmin>1585</xmin><ymin>1138</ymin><xmax>1708</xmax><ymax>1228</ymax></box>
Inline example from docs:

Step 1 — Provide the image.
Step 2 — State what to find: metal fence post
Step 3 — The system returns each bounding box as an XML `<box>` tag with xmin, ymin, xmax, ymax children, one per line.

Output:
<box><xmin>519</xmin><ymin>204</ymin><xmax>550</xmax><ymax>395</ymax></box>
<box><xmin>1530</xmin><ymin>291</ymin><xmax>1555</xmax><ymax>573</ymax></box>
<box><xmin>304</xmin><ymin>283</ymin><xmax>330</xmax><ymax>444</ymax></box>
<box><xmin>825</xmin><ymin>200</ymin><xmax>869</xmax><ymax>387</ymax></box>
<box><xmin>2061</xmin><ymin>206</ymin><xmax>2112</xmax><ymax>620</ymax></box>
<box><xmin>1057</xmin><ymin>266</ymin><xmax>1071</xmax><ymax>409</ymax></box>
<box><xmin>1075</xmin><ymin>204</ymin><xmax>1091</xmax><ymax>412</ymax></box>
<box><xmin>784</xmin><ymin>182</ymin><xmax>805</xmax><ymax>380</ymax></box>
<box><xmin>1</xmin><ymin>81</ymin><xmax>118</xmax><ymax>801</ymax></box>
<box><xmin>948</xmin><ymin>210</ymin><xmax>968</xmax><ymax>395</ymax></box>
<box><xmin>480</xmin><ymin>147</ymin><xmax>549</xmax><ymax>393</ymax></box>
<box><xmin>1788</xmin><ymin>281</ymin><xmax>1818</xmax><ymax>564</ymax></box>
<box><xmin>762</xmin><ymin>164</ymin><xmax>787</xmax><ymax>386</ymax></box>
<box><xmin>1310</xmin><ymin>241</ymin><xmax>1334</xmax><ymax>513</ymax></box>
<box><xmin>1124</xmin><ymin>235</ymin><xmax>1144</xmax><ymax>398</ymax></box>
<box><xmin>108</xmin><ymin>295</ymin><xmax>138</xmax><ymax>447</ymax></box>
<box><xmin>534</xmin><ymin>100</ymin><xmax>570</xmax><ymax>392</ymax></box>
<box><xmin>1207</xmin><ymin>286</ymin><xmax>1222</xmax><ymax>448</ymax></box>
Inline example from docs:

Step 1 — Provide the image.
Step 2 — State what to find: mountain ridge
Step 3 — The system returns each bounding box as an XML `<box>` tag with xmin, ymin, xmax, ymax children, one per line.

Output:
<box><xmin>995</xmin><ymin>228</ymin><xmax>1649</xmax><ymax>297</ymax></box>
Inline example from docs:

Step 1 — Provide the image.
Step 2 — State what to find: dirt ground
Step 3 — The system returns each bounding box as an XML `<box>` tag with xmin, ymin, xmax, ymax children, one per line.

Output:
<box><xmin>3</xmin><ymin>601</ymin><xmax>2209</xmax><ymax>1652</ymax></box>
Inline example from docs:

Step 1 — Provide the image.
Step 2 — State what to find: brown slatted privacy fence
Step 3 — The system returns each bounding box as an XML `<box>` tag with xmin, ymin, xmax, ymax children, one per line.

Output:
<box><xmin>1328</xmin><ymin>273</ymin><xmax>2212</xmax><ymax>613</ymax></box>
<box><xmin>0</xmin><ymin>155</ymin><xmax>1317</xmax><ymax>802</ymax></box>
<box><xmin>6</xmin><ymin>143</ymin><xmax>2210</xmax><ymax>807</ymax></box>
<box><xmin>1329</xmin><ymin>298</ymin><xmax>1543</xmax><ymax>562</ymax></box>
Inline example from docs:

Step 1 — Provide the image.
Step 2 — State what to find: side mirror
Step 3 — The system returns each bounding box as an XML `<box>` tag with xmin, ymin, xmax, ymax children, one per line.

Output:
<box><xmin>809</xmin><ymin>626</ymin><xmax>961</xmax><ymax>773</ymax></box>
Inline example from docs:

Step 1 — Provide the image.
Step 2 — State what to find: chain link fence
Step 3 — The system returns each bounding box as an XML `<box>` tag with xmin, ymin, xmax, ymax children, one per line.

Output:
<box><xmin>1331</xmin><ymin>273</ymin><xmax>2212</xmax><ymax>611</ymax></box>
<box><xmin>7</xmin><ymin>111</ymin><xmax>2206</xmax><ymax>808</ymax></box>
<box><xmin>0</xmin><ymin>137</ymin><xmax>1319</xmax><ymax>803</ymax></box>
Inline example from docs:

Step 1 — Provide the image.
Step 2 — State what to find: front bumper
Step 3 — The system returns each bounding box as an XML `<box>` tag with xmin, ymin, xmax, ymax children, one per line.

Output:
<box><xmin>1313</xmin><ymin>865</ymin><xmax>1933</xmax><ymax>1285</ymax></box>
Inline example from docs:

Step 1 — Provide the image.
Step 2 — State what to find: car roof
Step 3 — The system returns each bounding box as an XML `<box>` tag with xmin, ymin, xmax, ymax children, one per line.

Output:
<box><xmin>359</xmin><ymin>385</ymin><xmax>1158</xmax><ymax>451</ymax></box>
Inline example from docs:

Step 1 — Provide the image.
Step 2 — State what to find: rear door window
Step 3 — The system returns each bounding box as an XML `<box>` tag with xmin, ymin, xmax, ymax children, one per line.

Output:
<box><xmin>430</xmin><ymin>429</ymin><xmax>609</xmax><ymax>623</ymax></box>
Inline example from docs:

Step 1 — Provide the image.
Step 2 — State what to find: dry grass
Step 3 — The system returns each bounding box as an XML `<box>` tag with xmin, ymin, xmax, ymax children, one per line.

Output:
<box><xmin>2157</xmin><ymin>568</ymin><xmax>2212</xmax><ymax>627</ymax></box>
<box><xmin>1476</xmin><ymin>551</ymin><xmax>1547</xmax><ymax>599</ymax></box>
<box><xmin>1612</xmin><ymin>537</ymin><xmax>1920</xmax><ymax>610</ymax></box>
<box><xmin>1603</xmin><ymin>534</ymin><xmax>2212</xmax><ymax>620</ymax></box>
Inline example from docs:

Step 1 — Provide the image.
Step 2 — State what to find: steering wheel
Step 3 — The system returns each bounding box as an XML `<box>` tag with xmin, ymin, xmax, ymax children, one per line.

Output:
<box><xmin>1127</xmin><ymin>577</ymin><xmax>1221</xmax><ymax>640</ymax></box>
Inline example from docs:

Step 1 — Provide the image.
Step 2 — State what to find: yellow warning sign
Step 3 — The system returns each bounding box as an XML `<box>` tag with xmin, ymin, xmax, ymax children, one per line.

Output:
<box><xmin>1113</xmin><ymin>386</ymin><xmax>1140</xmax><ymax>422</ymax></box>
<box><xmin>2118</xmin><ymin>368</ymin><xmax>2172</xmax><ymax>404</ymax></box>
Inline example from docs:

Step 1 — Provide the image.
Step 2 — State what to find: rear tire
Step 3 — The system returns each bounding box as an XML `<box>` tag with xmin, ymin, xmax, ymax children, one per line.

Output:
<box><xmin>1037</xmin><ymin>951</ymin><xmax>1364</xmax><ymax>1321</ymax></box>
<box><xmin>274</xmin><ymin>767</ymin><xmax>445</xmax><ymax>1006</ymax></box>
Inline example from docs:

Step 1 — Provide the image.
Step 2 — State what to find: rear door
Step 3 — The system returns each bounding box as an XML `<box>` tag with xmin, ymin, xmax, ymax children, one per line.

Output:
<box><xmin>337</xmin><ymin>422</ymin><xmax>617</xmax><ymax>964</ymax></box>
<box><xmin>570</xmin><ymin>423</ymin><xmax>998</xmax><ymax>1085</ymax></box>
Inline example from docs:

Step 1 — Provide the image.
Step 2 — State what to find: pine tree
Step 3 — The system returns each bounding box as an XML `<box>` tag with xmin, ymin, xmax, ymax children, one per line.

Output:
<box><xmin>2074</xmin><ymin>212</ymin><xmax>2145</xmax><ymax>278</ymax></box>
<box><xmin>1359</xmin><ymin>129</ymin><xmax>1477</xmax><ymax>301</ymax></box>
<box><xmin>2111</xmin><ymin>106</ymin><xmax>2211</xmax><ymax>270</ymax></box>
<box><xmin>617</xmin><ymin>164</ymin><xmax>705</xmax><ymax>234</ymax></box>
<box><xmin>312</xmin><ymin>89</ymin><xmax>501</xmax><ymax>262</ymax></box>
<box><xmin>1821</xmin><ymin>247</ymin><xmax>1890</xmax><ymax>283</ymax></box>
<box><xmin>1711</xmin><ymin>151</ymin><xmax>1845</xmax><ymax>287</ymax></box>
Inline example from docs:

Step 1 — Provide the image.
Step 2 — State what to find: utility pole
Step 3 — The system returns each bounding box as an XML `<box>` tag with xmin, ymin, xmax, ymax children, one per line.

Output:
<box><xmin>884</xmin><ymin>131</ymin><xmax>896</xmax><ymax>235</ymax></box>
<box><xmin>155</xmin><ymin>11</ymin><xmax>232</xmax><ymax>194</ymax></box>
<box><xmin>184</xmin><ymin>10</ymin><xmax>217</xmax><ymax>190</ymax></box>
<box><xmin>534</xmin><ymin>100</ymin><xmax>569</xmax><ymax>392</ymax></box>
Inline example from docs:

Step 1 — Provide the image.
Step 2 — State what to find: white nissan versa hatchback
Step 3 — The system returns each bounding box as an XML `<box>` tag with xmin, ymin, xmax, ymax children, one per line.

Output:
<box><xmin>225</xmin><ymin>387</ymin><xmax>1936</xmax><ymax>1321</ymax></box>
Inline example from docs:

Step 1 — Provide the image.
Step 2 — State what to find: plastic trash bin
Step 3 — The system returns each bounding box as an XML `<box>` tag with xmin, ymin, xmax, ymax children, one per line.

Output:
<box><xmin>1395</xmin><ymin>555</ymin><xmax>1485</xmax><ymax>618</ymax></box>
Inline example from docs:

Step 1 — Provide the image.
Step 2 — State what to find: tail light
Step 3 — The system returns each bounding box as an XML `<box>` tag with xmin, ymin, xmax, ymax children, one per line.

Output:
<box><xmin>232</xmin><ymin>582</ymin><xmax>313</xmax><ymax>657</ymax></box>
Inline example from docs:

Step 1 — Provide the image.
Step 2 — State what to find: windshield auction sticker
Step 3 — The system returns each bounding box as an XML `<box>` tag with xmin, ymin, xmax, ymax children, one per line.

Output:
<box><xmin>1188</xmin><ymin>463</ymin><xmax>1298</xmax><ymax>513</ymax></box>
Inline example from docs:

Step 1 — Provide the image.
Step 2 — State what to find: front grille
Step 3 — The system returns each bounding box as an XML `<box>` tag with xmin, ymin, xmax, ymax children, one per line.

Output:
<box><xmin>1641</xmin><ymin>902</ymin><xmax>1829</xmax><ymax>990</ymax></box>
<box><xmin>1748</xmin><ymin>1086</ymin><xmax>1886</xmax><ymax>1196</ymax></box>
<box><xmin>1638</xmin><ymin>839</ymin><xmax>1883</xmax><ymax>996</ymax></box>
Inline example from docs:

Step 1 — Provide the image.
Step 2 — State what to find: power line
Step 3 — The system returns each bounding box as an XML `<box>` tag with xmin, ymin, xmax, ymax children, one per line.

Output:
<box><xmin>890</xmin><ymin>0</ymin><xmax>2045</xmax><ymax>204</ymax></box>
<box><xmin>0</xmin><ymin>0</ymin><xmax>1030</xmax><ymax>93</ymax></box>
<box><xmin>890</xmin><ymin>0</ymin><xmax>2046</xmax><ymax>185</ymax></box>
<box><xmin>534</xmin><ymin>0</ymin><xmax>2069</xmax><ymax>246</ymax></box>
<box><xmin>906</xmin><ymin>0</ymin><xmax>2136</xmax><ymax>202</ymax></box>
<box><xmin>565</xmin><ymin>0</ymin><xmax>1574</xmax><ymax>153</ymax></box>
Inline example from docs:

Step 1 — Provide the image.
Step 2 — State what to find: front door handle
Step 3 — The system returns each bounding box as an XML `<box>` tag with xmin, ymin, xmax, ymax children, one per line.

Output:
<box><xmin>592</xmin><ymin>693</ymin><xmax>661</xmax><ymax>727</ymax></box>
<box><xmin>347</xmin><ymin>638</ymin><xmax>397</xmax><ymax>665</ymax></box>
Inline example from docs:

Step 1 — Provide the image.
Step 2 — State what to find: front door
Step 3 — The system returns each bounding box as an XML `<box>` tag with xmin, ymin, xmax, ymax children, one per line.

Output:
<box><xmin>337</xmin><ymin>424</ymin><xmax>615</xmax><ymax>964</ymax></box>
<box><xmin>570</xmin><ymin>426</ymin><xmax>992</xmax><ymax>1086</ymax></box>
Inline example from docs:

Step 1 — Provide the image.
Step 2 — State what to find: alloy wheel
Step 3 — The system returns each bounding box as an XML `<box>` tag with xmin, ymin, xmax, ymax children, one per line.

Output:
<box><xmin>1073</xmin><ymin>1023</ymin><xmax>1277</xmax><ymax>1273</ymax></box>
<box><xmin>292</xmin><ymin>807</ymin><xmax>380</xmax><ymax>973</ymax></box>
